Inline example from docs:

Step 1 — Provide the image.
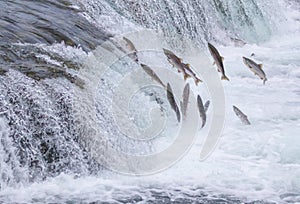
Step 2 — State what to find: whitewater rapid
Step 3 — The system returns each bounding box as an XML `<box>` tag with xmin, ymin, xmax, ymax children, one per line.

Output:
<box><xmin>0</xmin><ymin>0</ymin><xmax>299</xmax><ymax>203</ymax></box>
<box><xmin>0</xmin><ymin>14</ymin><xmax>299</xmax><ymax>204</ymax></box>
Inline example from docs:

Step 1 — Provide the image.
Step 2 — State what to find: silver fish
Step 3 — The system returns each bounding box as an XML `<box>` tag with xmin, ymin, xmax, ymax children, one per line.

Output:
<box><xmin>167</xmin><ymin>83</ymin><xmax>181</xmax><ymax>122</ymax></box>
<box><xmin>163</xmin><ymin>48</ymin><xmax>190</xmax><ymax>79</ymax></box>
<box><xmin>180</xmin><ymin>83</ymin><xmax>190</xmax><ymax>119</ymax></box>
<box><xmin>243</xmin><ymin>57</ymin><xmax>267</xmax><ymax>84</ymax></box>
<box><xmin>197</xmin><ymin>95</ymin><xmax>206</xmax><ymax>128</ymax></box>
<box><xmin>182</xmin><ymin>63</ymin><xmax>202</xmax><ymax>85</ymax></box>
<box><xmin>141</xmin><ymin>64</ymin><xmax>166</xmax><ymax>88</ymax></box>
<box><xmin>204</xmin><ymin>100</ymin><xmax>210</xmax><ymax>113</ymax></box>
<box><xmin>123</xmin><ymin>37</ymin><xmax>138</xmax><ymax>63</ymax></box>
<box><xmin>180</xmin><ymin>101</ymin><xmax>184</xmax><ymax>118</ymax></box>
<box><xmin>208</xmin><ymin>43</ymin><xmax>230</xmax><ymax>81</ymax></box>
<box><xmin>233</xmin><ymin>105</ymin><xmax>251</xmax><ymax>125</ymax></box>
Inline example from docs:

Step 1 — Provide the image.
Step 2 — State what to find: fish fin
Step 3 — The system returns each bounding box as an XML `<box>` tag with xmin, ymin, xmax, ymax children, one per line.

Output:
<box><xmin>179</xmin><ymin>58</ymin><xmax>183</xmax><ymax>62</ymax></box>
<box><xmin>221</xmin><ymin>75</ymin><xmax>230</xmax><ymax>81</ymax></box>
<box><xmin>201</xmin><ymin>121</ymin><xmax>206</xmax><ymax>128</ymax></box>
<box><xmin>213</xmin><ymin>61</ymin><xmax>216</xmax><ymax>65</ymax></box>
<box><xmin>184</xmin><ymin>74</ymin><xmax>189</xmax><ymax>81</ymax></box>
<box><xmin>195</xmin><ymin>78</ymin><xmax>202</xmax><ymax>85</ymax></box>
<box><xmin>186</xmin><ymin>63</ymin><xmax>190</xmax><ymax>67</ymax></box>
<box><xmin>258</xmin><ymin>64</ymin><xmax>263</xmax><ymax>69</ymax></box>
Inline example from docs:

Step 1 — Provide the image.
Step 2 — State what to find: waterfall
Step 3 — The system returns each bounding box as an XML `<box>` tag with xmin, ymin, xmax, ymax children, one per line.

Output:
<box><xmin>79</xmin><ymin>0</ymin><xmax>277</xmax><ymax>45</ymax></box>
<box><xmin>0</xmin><ymin>0</ymin><xmax>288</xmax><ymax>191</ymax></box>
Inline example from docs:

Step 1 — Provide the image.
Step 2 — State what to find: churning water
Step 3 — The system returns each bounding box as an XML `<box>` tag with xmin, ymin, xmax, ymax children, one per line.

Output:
<box><xmin>0</xmin><ymin>0</ymin><xmax>299</xmax><ymax>203</ymax></box>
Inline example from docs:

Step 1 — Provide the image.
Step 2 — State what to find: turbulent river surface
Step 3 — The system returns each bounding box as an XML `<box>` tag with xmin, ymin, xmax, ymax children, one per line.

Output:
<box><xmin>0</xmin><ymin>0</ymin><xmax>300</xmax><ymax>203</ymax></box>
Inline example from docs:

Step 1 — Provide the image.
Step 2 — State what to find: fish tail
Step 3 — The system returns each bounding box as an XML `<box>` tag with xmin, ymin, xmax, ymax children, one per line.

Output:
<box><xmin>184</xmin><ymin>73</ymin><xmax>192</xmax><ymax>80</ymax></box>
<box><xmin>195</xmin><ymin>78</ymin><xmax>202</xmax><ymax>85</ymax></box>
<box><xmin>221</xmin><ymin>75</ymin><xmax>230</xmax><ymax>81</ymax></box>
<box><xmin>184</xmin><ymin>74</ymin><xmax>189</xmax><ymax>81</ymax></box>
<box><xmin>263</xmin><ymin>78</ymin><xmax>267</xmax><ymax>85</ymax></box>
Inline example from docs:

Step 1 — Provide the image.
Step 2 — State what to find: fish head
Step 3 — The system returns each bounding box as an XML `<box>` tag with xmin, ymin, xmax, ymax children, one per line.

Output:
<box><xmin>163</xmin><ymin>48</ymin><xmax>169</xmax><ymax>54</ymax></box>
<box><xmin>163</xmin><ymin>48</ymin><xmax>174</xmax><ymax>57</ymax></box>
<box><xmin>207</xmin><ymin>43</ymin><xmax>214</xmax><ymax>54</ymax></box>
<box><xmin>207</xmin><ymin>42</ymin><xmax>214</xmax><ymax>50</ymax></box>
<box><xmin>242</xmin><ymin>57</ymin><xmax>250</xmax><ymax>67</ymax></box>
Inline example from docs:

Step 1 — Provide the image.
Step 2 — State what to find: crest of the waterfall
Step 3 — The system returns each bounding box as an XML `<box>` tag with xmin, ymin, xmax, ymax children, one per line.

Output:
<box><xmin>74</xmin><ymin>29</ymin><xmax>225</xmax><ymax>175</ymax></box>
<box><xmin>210</xmin><ymin>0</ymin><xmax>274</xmax><ymax>42</ymax></box>
<box><xmin>78</xmin><ymin>0</ymin><xmax>281</xmax><ymax>45</ymax></box>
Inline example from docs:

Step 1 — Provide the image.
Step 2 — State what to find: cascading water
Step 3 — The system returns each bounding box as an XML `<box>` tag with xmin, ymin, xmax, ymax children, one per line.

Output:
<box><xmin>0</xmin><ymin>0</ymin><xmax>107</xmax><ymax>187</ymax></box>
<box><xmin>0</xmin><ymin>0</ymin><xmax>299</xmax><ymax>203</ymax></box>
<box><xmin>79</xmin><ymin>0</ymin><xmax>276</xmax><ymax>45</ymax></box>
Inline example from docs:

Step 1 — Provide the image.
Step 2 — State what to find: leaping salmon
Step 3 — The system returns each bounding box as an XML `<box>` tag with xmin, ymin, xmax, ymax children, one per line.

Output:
<box><xmin>208</xmin><ymin>43</ymin><xmax>230</xmax><ymax>81</ymax></box>
<box><xmin>180</xmin><ymin>83</ymin><xmax>190</xmax><ymax>120</ymax></box>
<box><xmin>140</xmin><ymin>64</ymin><xmax>166</xmax><ymax>88</ymax></box>
<box><xmin>123</xmin><ymin>37</ymin><xmax>139</xmax><ymax>63</ymax></box>
<box><xmin>197</xmin><ymin>95</ymin><xmax>206</xmax><ymax>128</ymax></box>
<box><xmin>204</xmin><ymin>100</ymin><xmax>210</xmax><ymax>113</ymax></box>
<box><xmin>167</xmin><ymin>83</ymin><xmax>181</xmax><ymax>122</ymax></box>
<box><xmin>163</xmin><ymin>48</ymin><xmax>190</xmax><ymax>80</ymax></box>
<box><xmin>233</xmin><ymin>105</ymin><xmax>251</xmax><ymax>125</ymax></box>
<box><xmin>242</xmin><ymin>57</ymin><xmax>267</xmax><ymax>84</ymax></box>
